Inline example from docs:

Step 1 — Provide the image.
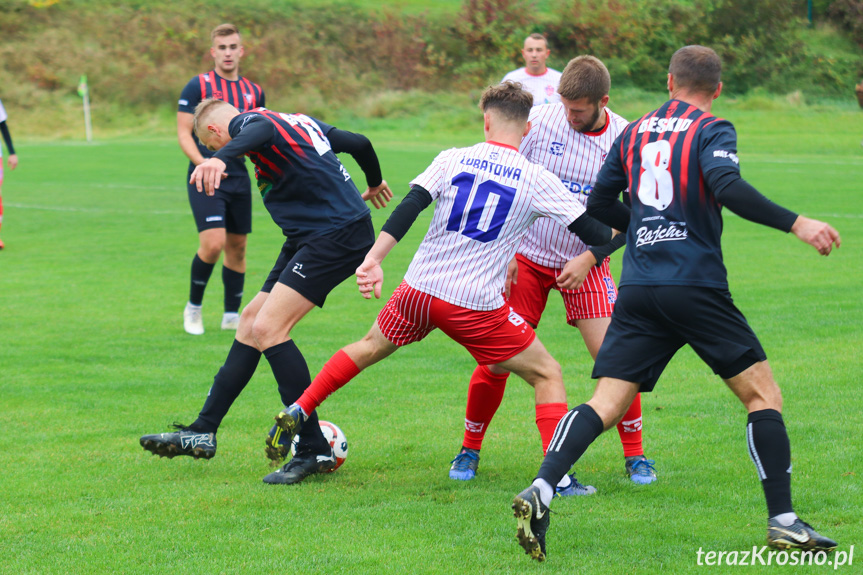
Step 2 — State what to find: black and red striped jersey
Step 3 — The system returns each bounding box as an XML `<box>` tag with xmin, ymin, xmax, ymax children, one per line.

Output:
<box><xmin>592</xmin><ymin>99</ymin><xmax>741</xmax><ymax>289</ymax></box>
<box><xmin>214</xmin><ymin>109</ymin><xmax>370</xmax><ymax>241</ymax></box>
<box><xmin>178</xmin><ymin>70</ymin><xmax>265</xmax><ymax>177</ymax></box>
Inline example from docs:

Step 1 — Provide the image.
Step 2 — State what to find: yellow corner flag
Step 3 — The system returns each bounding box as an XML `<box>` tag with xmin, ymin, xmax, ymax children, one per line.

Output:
<box><xmin>77</xmin><ymin>75</ymin><xmax>88</xmax><ymax>98</ymax></box>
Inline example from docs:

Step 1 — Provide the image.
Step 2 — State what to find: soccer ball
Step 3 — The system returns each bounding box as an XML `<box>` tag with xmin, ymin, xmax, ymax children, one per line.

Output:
<box><xmin>291</xmin><ymin>420</ymin><xmax>348</xmax><ymax>471</ymax></box>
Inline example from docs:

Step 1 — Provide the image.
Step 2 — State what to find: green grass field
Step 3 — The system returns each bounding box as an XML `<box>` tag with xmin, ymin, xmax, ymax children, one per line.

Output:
<box><xmin>1</xmin><ymin>98</ymin><xmax>861</xmax><ymax>574</ymax></box>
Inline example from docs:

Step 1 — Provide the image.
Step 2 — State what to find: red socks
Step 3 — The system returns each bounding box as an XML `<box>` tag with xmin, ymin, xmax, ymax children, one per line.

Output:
<box><xmin>535</xmin><ymin>402</ymin><xmax>568</xmax><ymax>455</ymax></box>
<box><xmin>296</xmin><ymin>349</ymin><xmax>360</xmax><ymax>415</ymax></box>
<box><xmin>616</xmin><ymin>393</ymin><xmax>644</xmax><ymax>457</ymax></box>
<box><xmin>461</xmin><ymin>365</ymin><xmax>508</xmax><ymax>450</ymax></box>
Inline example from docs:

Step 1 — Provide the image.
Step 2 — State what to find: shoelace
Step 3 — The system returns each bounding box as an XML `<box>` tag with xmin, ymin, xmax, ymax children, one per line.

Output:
<box><xmin>630</xmin><ymin>459</ymin><xmax>656</xmax><ymax>476</ymax></box>
<box><xmin>450</xmin><ymin>450</ymin><xmax>479</xmax><ymax>470</ymax></box>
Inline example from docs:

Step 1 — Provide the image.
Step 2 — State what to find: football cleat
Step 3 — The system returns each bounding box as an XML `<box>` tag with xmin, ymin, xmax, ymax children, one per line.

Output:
<box><xmin>221</xmin><ymin>312</ymin><xmax>239</xmax><ymax>331</ymax></box>
<box><xmin>449</xmin><ymin>448</ymin><xmax>480</xmax><ymax>481</ymax></box>
<box><xmin>512</xmin><ymin>484</ymin><xmax>550</xmax><ymax>562</ymax></box>
<box><xmin>265</xmin><ymin>423</ymin><xmax>292</xmax><ymax>465</ymax></box>
<box><xmin>767</xmin><ymin>517</ymin><xmax>837</xmax><ymax>552</ymax></box>
<box><xmin>625</xmin><ymin>455</ymin><xmax>657</xmax><ymax>485</ymax></box>
<box><xmin>274</xmin><ymin>404</ymin><xmax>307</xmax><ymax>442</ymax></box>
<box><xmin>555</xmin><ymin>473</ymin><xmax>596</xmax><ymax>497</ymax></box>
<box><xmin>183</xmin><ymin>302</ymin><xmax>204</xmax><ymax>335</ymax></box>
<box><xmin>262</xmin><ymin>446</ymin><xmax>336</xmax><ymax>485</ymax></box>
<box><xmin>140</xmin><ymin>423</ymin><xmax>216</xmax><ymax>459</ymax></box>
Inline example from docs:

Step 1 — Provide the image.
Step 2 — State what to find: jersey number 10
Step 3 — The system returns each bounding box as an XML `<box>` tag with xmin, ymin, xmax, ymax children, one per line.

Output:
<box><xmin>446</xmin><ymin>172</ymin><xmax>516</xmax><ymax>243</ymax></box>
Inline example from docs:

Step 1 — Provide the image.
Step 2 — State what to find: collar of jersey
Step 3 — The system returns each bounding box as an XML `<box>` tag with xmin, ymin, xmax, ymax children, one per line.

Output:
<box><xmin>486</xmin><ymin>140</ymin><xmax>519</xmax><ymax>152</ymax></box>
<box><xmin>581</xmin><ymin>109</ymin><xmax>611</xmax><ymax>137</ymax></box>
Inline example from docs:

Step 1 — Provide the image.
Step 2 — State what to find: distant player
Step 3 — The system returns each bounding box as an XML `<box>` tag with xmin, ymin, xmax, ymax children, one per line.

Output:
<box><xmin>140</xmin><ymin>99</ymin><xmax>392</xmax><ymax>486</ymax></box>
<box><xmin>177</xmin><ymin>23</ymin><xmax>265</xmax><ymax>335</ymax></box>
<box><xmin>267</xmin><ymin>82</ymin><xmax>615</xmax><ymax>485</ymax></box>
<box><xmin>0</xmin><ymin>97</ymin><xmax>19</xmax><ymax>250</ymax></box>
<box><xmin>449</xmin><ymin>56</ymin><xmax>656</xmax><ymax>491</ymax></box>
<box><xmin>512</xmin><ymin>45</ymin><xmax>840</xmax><ymax>562</ymax></box>
<box><xmin>502</xmin><ymin>34</ymin><xmax>561</xmax><ymax>106</ymax></box>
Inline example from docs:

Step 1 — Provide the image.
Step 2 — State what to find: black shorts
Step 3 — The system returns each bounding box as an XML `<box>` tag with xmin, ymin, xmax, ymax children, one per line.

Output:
<box><xmin>261</xmin><ymin>217</ymin><xmax>375</xmax><ymax>307</ymax></box>
<box><xmin>592</xmin><ymin>285</ymin><xmax>767</xmax><ymax>391</ymax></box>
<box><xmin>186</xmin><ymin>172</ymin><xmax>253</xmax><ymax>234</ymax></box>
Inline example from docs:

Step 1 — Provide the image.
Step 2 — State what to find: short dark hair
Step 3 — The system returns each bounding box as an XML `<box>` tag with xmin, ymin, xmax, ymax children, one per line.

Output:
<box><xmin>669</xmin><ymin>45</ymin><xmax>722</xmax><ymax>95</ymax></box>
<box><xmin>526</xmin><ymin>32</ymin><xmax>548</xmax><ymax>47</ymax></box>
<box><xmin>211</xmin><ymin>23</ymin><xmax>240</xmax><ymax>42</ymax></box>
<box><xmin>558</xmin><ymin>55</ymin><xmax>610</xmax><ymax>102</ymax></box>
<box><xmin>479</xmin><ymin>81</ymin><xmax>534</xmax><ymax>123</ymax></box>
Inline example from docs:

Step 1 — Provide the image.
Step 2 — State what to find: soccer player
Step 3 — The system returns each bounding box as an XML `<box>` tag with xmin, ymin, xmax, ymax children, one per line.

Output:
<box><xmin>502</xmin><ymin>34</ymin><xmax>562</xmax><ymax>107</ymax></box>
<box><xmin>448</xmin><ymin>56</ymin><xmax>656</xmax><ymax>490</ymax></box>
<box><xmin>268</xmin><ymin>81</ymin><xmax>615</xmax><ymax>486</ymax></box>
<box><xmin>512</xmin><ymin>45</ymin><xmax>840</xmax><ymax>562</ymax></box>
<box><xmin>0</xmin><ymin>96</ymin><xmax>19</xmax><ymax>250</ymax></box>
<box><xmin>140</xmin><ymin>99</ymin><xmax>392</xmax><ymax>485</ymax></box>
<box><xmin>178</xmin><ymin>23</ymin><xmax>265</xmax><ymax>335</ymax></box>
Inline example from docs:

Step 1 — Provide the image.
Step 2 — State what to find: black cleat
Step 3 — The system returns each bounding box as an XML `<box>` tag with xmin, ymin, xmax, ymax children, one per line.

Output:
<box><xmin>512</xmin><ymin>484</ymin><xmax>550</xmax><ymax>562</ymax></box>
<box><xmin>140</xmin><ymin>423</ymin><xmax>216</xmax><ymax>460</ymax></box>
<box><xmin>262</xmin><ymin>447</ymin><xmax>336</xmax><ymax>485</ymax></box>
<box><xmin>265</xmin><ymin>423</ymin><xmax>292</xmax><ymax>466</ymax></box>
<box><xmin>767</xmin><ymin>517</ymin><xmax>837</xmax><ymax>552</ymax></box>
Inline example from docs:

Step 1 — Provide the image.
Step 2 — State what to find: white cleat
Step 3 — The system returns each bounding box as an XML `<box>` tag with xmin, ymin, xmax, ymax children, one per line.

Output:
<box><xmin>221</xmin><ymin>312</ymin><xmax>239</xmax><ymax>330</ymax></box>
<box><xmin>183</xmin><ymin>303</ymin><xmax>204</xmax><ymax>335</ymax></box>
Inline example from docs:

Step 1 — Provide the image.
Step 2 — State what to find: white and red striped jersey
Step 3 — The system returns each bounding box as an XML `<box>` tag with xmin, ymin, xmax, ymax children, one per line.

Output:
<box><xmin>405</xmin><ymin>141</ymin><xmax>586</xmax><ymax>311</ymax></box>
<box><xmin>517</xmin><ymin>104</ymin><xmax>628</xmax><ymax>268</ymax></box>
<box><xmin>502</xmin><ymin>68</ymin><xmax>562</xmax><ymax>106</ymax></box>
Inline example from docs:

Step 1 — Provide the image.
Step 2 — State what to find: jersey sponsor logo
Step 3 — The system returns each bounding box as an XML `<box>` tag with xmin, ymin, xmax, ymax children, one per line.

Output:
<box><xmin>489</xmin><ymin>151</ymin><xmax>500</xmax><ymax>161</ymax></box>
<box><xmin>212</xmin><ymin>90</ymin><xmax>223</xmax><ymax>99</ymax></box>
<box><xmin>635</xmin><ymin>222</ymin><xmax>688</xmax><ymax>247</ymax></box>
<box><xmin>713</xmin><ymin>149</ymin><xmax>739</xmax><ymax>164</ymax></box>
<box><xmin>205</xmin><ymin>216</ymin><xmax>224</xmax><ymax>222</ymax></box>
<box><xmin>545</xmin><ymin>84</ymin><xmax>555</xmax><ymax>96</ymax></box>
<box><xmin>637</xmin><ymin>139</ymin><xmax>673</xmax><ymax>210</ymax></box>
<box><xmin>637</xmin><ymin>116</ymin><xmax>694</xmax><ymax>134</ymax></box>
<box><xmin>178</xmin><ymin>98</ymin><xmax>189</xmax><ymax>106</ymax></box>
<box><xmin>292</xmin><ymin>263</ymin><xmax>307</xmax><ymax>278</ymax></box>
<box><xmin>561</xmin><ymin>179</ymin><xmax>592</xmax><ymax>196</ymax></box>
<box><xmin>458</xmin><ymin>156</ymin><xmax>522</xmax><ymax>181</ymax></box>
<box><xmin>549</xmin><ymin>142</ymin><xmax>565</xmax><ymax>157</ymax></box>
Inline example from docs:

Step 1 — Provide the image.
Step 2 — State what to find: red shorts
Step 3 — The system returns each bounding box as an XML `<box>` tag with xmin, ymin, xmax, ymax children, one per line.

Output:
<box><xmin>509</xmin><ymin>254</ymin><xmax>617</xmax><ymax>327</ymax></box>
<box><xmin>376</xmin><ymin>281</ymin><xmax>536</xmax><ymax>365</ymax></box>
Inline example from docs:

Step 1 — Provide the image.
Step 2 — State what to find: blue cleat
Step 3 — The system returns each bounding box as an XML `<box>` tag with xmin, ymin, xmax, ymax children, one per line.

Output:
<box><xmin>265</xmin><ymin>423</ymin><xmax>293</xmax><ymax>465</ymax></box>
<box><xmin>555</xmin><ymin>473</ymin><xmax>596</xmax><ymax>497</ymax></box>
<box><xmin>449</xmin><ymin>448</ymin><xmax>480</xmax><ymax>480</ymax></box>
<box><xmin>625</xmin><ymin>456</ymin><xmax>657</xmax><ymax>485</ymax></box>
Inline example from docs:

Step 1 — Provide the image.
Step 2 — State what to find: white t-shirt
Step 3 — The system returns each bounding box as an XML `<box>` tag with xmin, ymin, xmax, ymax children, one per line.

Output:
<box><xmin>502</xmin><ymin>67</ymin><xmax>562</xmax><ymax>106</ymax></box>
<box><xmin>405</xmin><ymin>141</ymin><xmax>586</xmax><ymax>311</ymax></box>
<box><xmin>517</xmin><ymin>104</ymin><xmax>629</xmax><ymax>268</ymax></box>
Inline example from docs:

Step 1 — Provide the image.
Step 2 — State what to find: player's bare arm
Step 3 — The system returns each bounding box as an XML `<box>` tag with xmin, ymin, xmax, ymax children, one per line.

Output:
<box><xmin>556</xmin><ymin>251</ymin><xmax>597</xmax><ymax>290</ymax></box>
<box><xmin>361</xmin><ymin>180</ymin><xmax>393</xmax><ymax>209</ymax></box>
<box><xmin>356</xmin><ymin>232</ymin><xmax>398</xmax><ymax>300</ymax></box>
<box><xmin>189</xmin><ymin>157</ymin><xmax>228</xmax><ymax>196</ymax></box>
<box><xmin>177</xmin><ymin>111</ymin><xmax>206</xmax><ymax>165</ymax></box>
<box><xmin>791</xmin><ymin>216</ymin><xmax>841</xmax><ymax>256</ymax></box>
<box><xmin>7</xmin><ymin>154</ymin><xmax>17</xmax><ymax>170</ymax></box>
<box><xmin>504</xmin><ymin>256</ymin><xmax>519</xmax><ymax>299</ymax></box>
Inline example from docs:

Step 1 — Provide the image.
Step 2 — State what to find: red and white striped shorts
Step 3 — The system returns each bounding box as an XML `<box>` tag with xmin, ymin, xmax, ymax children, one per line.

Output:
<box><xmin>376</xmin><ymin>281</ymin><xmax>536</xmax><ymax>365</ymax></box>
<box><xmin>509</xmin><ymin>253</ymin><xmax>617</xmax><ymax>327</ymax></box>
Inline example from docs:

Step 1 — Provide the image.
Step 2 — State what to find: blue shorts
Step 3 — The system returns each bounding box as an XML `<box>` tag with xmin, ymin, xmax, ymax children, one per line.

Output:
<box><xmin>592</xmin><ymin>285</ymin><xmax>767</xmax><ymax>391</ymax></box>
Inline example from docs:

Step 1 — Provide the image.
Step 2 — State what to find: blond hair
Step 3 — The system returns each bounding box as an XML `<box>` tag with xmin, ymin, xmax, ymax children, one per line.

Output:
<box><xmin>193</xmin><ymin>98</ymin><xmax>237</xmax><ymax>140</ymax></box>
<box><xmin>211</xmin><ymin>23</ymin><xmax>240</xmax><ymax>42</ymax></box>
